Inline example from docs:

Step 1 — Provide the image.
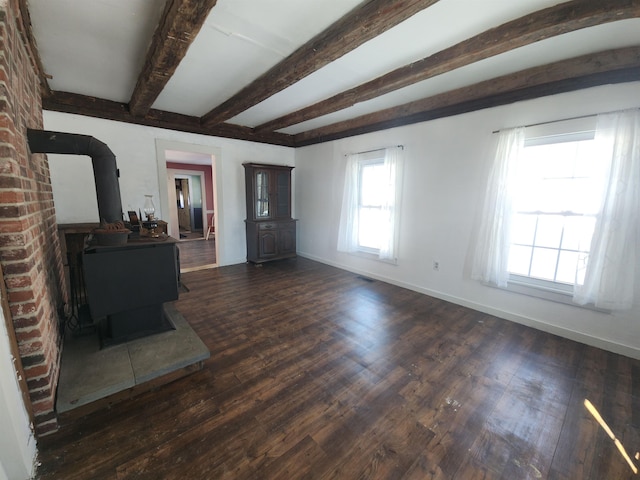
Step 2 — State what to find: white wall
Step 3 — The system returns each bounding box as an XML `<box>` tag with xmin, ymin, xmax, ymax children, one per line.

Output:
<box><xmin>42</xmin><ymin>84</ymin><xmax>640</xmax><ymax>358</ymax></box>
<box><xmin>43</xmin><ymin>111</ymin><xmax>295</xmax><ymax>266</ymax></box>
<box><xmin>295</xmin><ymin>82</ymin><xmax>640</xmax><ymax>359</ymax></box>
<box><xmin>0</xmin><ymin>291</ymin><xmax>36</xmax><ymax>480</ymax></box>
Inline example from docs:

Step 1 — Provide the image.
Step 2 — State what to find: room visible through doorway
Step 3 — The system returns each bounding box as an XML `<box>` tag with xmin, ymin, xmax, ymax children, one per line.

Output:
<box><xmin>155</xmin><ymin>140</ymin><xmax>220</xmax><ymax>273</ymax></box>
<box><xmin>174</xmin><ymin>175</ymin><xmax>203</xmax><ymax>241</ymax></box>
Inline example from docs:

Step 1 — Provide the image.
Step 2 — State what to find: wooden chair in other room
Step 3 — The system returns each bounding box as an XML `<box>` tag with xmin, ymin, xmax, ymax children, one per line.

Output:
<box><xmin>206</xmin><ymin>215</ymin><xmax>215</xmax><ymax>240</ymax></box>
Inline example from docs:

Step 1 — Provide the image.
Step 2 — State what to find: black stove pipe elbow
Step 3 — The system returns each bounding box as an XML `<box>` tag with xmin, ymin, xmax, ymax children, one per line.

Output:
<box><xmin>27</xmin><ymin>129</ymin><xmax>123</xmax><ymax>224</ymax></box>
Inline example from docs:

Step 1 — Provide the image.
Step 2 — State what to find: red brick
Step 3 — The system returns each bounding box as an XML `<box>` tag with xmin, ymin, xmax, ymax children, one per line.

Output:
<box><xmin>3</xmin><ymin>257</ymin><xmax>35</xmax><ymax>274</ymax></box>
<box><xmin>23</xmin><ymin>362</ymin><xmax>48</xmax><ymax>378</ymax></box>
<box><xmin>35</xmin><ymin>419</ymin><xmax>58</xmax><ymax>437</ymax></box>
<box><xmin>18</xmin><ymin>340</ymin><xmax>43</xmax><ymax>357</ymax></box>
<box><xmin>31</xmin><ymin>397</ymin><xmax>54</xmax><ymax>415</ymax></box>
<box><xmin>0</xmin><ymin>218</ymin><xmax>28</xmax><ymax>233</ymax></box>
<box><xmin>19</xmin><ymin>352</ymin><xmax>44</xmax><ymax>368</ymax></box>
<box><xmin>0</xmin><ymin>113</ymin><xmax>14</xmax><ymax>129</ymax></box>
<box><xmin>12</xmin><ymin>314</ymin><xmax>39</xmax><ymax>329</ymax></box>
<box><xmin>10</xmin><ymin>300</ymin><xmax>37</xmax><ymax>317</ymax></box>
<box><xmin>0</xmin><ymin>174</ymin><xmax>20</xmax><ymax>188</ymax></box>
<box><xmin>26</xmin><ymin>372</ymin><xmax>51</xmax><ymax>391</ymax></box>
<box><xmin>0</xmin><ymin>144</ymin><xmax>18</xmax><ymax>161</ymax></box>
<box><xmin>33</xmin><ymin>409</ymin><xmax>56</xmax><ymax>426</ymax></box>
<box><xmin>0</xmin><ymin>236</ymin><xmax>27</xmax><ymax>250</ymax></box>
<box><xmin>0</xmin><ymin>127</ymin><xmax>16</xmax><ymax>144</ymax></box>
<box><xmin>7</xmin><ymin>288</ymin><xmax>34</xmax><ymax>304</ymax></box>
<box><xmin>14</xmin><ymin>326</ymin><xmax>40</xmax><ymax>343</ymax></box>
<box><xmin>29</xmin><ymin>386</ymin><xmax>51</xmax><ymax>402</ymax></box>
<box><xmin>1</xmin><ymin>0</ymin><xmax>62</xmax><ymax>436</ymax></box>
<box><xmin>0</xmin><ymin>204</ymin><xmax>23</xmax><ymax>217</ymax></box>
<box><xmin>0</xmin><ymin>246</ymin><xmax>31</xmax><ymax>262</ymax></box>
<box><xmin>5</xmin><ymin>274</ymin><xmax>33</xmax><ymax>289</ymax></box>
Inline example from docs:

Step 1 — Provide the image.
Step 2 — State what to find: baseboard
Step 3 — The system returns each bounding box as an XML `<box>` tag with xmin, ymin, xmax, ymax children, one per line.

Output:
<box><xmin>297</xmin><ymin>252</ymin><xmax>640</xmax><ymax>360</ymax></box>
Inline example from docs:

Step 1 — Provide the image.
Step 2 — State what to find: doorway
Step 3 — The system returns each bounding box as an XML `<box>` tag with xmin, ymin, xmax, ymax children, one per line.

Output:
<box><xmin>155</xmin><ymin>140</ymin><xmax>220</xmax><ymax>273</ymax></box>
<box><xmin>173</xmin><ymin>174</ymin><xmax>204</xmax><ymax>240</ymax></box>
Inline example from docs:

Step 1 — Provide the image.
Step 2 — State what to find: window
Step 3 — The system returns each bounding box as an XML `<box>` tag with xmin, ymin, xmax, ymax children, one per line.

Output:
<box><xmin>507</xmin><ymin>130</ymin><xmax>603</xmax><ymax>291</ymax></box>
<box><xmin>357</xmin><ymin>159</ymin><xmax>386</xmax><ymax>252</ymax></box>
<box><xmin>337</xmin><ymin>147</ymin><xmax>403</xmax><ymax>261</ymax></box>
<box><xmin>472</xmin><ymin>109</ymin><xmax>640</xmax><ymax>310</ymax></box>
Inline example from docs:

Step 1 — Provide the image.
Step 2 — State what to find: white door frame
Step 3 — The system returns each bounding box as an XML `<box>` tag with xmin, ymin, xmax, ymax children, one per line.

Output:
<box><xmin>155</xmin><ymin>139</ymin><xmax>220</xmax><ymax>264</ymax></box>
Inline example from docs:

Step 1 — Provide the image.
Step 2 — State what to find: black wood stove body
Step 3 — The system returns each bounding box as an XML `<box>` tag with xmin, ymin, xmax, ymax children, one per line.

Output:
<box><xmin>83</xmin><ymin>237</ymin><xmax>179</xmax><ymax>346</ymax></box>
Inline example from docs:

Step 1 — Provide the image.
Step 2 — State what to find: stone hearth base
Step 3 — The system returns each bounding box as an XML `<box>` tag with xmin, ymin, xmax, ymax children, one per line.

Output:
<box><xmin>56</xmin><ymin>303</ymin><xmax>209</xmax><ymax>415</ymax></box>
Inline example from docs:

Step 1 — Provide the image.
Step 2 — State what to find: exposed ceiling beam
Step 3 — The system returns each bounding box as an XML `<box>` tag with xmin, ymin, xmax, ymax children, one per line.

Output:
<box><xmin>294</xmin><ymin>47</ymin><xmax>640</xmax><ymax>146</ymax></box>
<box><xmin>43</xmin><ymin>92</ymin><xmax>294</xmax><ymax>147</ymax></box>
<box><xmin>128</xmin><ymin>0</ymin><xmax>218</xmax><ymax>117</ymax></box>
<box><xmin>258</xmin><ymin>0</ymin><xmax>640</xmax><ymax>133</ymax></box>
<box><xmin>200</xmin><ymin>0</ymin><xmax>440</xmax><ymax>128</ymax></box>
<box><xmin>42</xmin><ymin>47</ymin><xmax>640</xmax><ymax>149</ymax></box>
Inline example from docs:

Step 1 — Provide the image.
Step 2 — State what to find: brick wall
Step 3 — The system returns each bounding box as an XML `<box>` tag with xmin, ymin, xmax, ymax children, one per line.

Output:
<box><xmin>0</xmin><ymin>0</ymin><xmax>67</xmax><ymax>435</ymax></box>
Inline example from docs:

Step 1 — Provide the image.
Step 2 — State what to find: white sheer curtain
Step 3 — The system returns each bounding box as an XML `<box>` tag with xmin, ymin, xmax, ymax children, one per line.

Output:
<box><xmin>337</xmin><ymin>152</ymin><xmax>361</xmax><ymax>253</ymax></box>
<box><xmin>378</xmin><ymin>147</ymin><xmax>402</xmax><ymax>260</ymax></box>
<box><xmin>471</xmin><ymin>127</ymin><xmax>525</xmax><ymax>287</ymax></box>
<box><xmin>337</xmin><ymin>147</ymin><xmax>402</xmax><ymax>260</ymax></box>
<box><xmin>573</xmin><ymin>109</ymin><xmax>640</xmax><ymax>310</ymax></box>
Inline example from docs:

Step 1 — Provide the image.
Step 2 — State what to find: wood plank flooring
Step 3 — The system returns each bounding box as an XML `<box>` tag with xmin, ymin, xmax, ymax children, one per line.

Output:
<box><xmin>36</xmin><ymin>257</ymin><xmax>640</xmax><ymax>479</ymax></box>
<box><xmin>177</xmin><ymin>238</ymin><xmax>216</xmax><ymax>272</ymax></box>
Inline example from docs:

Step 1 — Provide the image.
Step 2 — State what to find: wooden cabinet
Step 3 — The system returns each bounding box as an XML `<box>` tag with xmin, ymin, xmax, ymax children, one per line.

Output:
<box><xmin>244</xmin><ymin>163</ymin><xmax>296</xmax><ymax>263</ymax></box>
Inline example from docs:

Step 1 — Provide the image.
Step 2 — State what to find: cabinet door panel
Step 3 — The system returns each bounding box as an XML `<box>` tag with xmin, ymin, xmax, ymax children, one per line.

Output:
<box><xmin>279</xmin><ymin>224</ymin><xmax>296</xmax><ymax>254</ymax></box>
<box><xmin>258</xmin><ymin>231</ymin><xmax>277</xmax><ymax>258</ymax></box>
<box><xmin>275</xmin><ymin>171</ymin><xmax>291</xmax><ymax>218</ymax></box>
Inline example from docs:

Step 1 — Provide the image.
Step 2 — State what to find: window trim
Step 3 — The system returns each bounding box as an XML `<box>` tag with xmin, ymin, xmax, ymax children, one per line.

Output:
<box><xmin>337</xmin><ymin>146</ymin><xmax>403</xmax><ymax>264</ymax></box>
<box><xmin>500</xmin><ymin>274</ymin><xmax>609</xmax><ymax>312</ymax></box>
<box><xmin>509</xmin><ymin>274</ymin><xmax>572</xmax><ymax>294</ymax></box>
<box><xmin>498</xmin><ymin>116</ymin><xmax>609</xmax><ymax>311</ymax></box>
<box><xmin>346</xmin><ymin>249</ymin><xmax>399</xmax><ymax>265</ymax></box>
<box><xmin>507</xmin><ymin>121</ymin><xmax>599</xmax><ymax>292</ymax></box>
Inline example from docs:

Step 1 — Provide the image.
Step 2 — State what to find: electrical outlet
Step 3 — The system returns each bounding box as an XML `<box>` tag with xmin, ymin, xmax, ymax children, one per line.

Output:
<box><xmin>433</xmin><ymin>261</ymin><xmax>440</xmax><ymax>271</ymax></box>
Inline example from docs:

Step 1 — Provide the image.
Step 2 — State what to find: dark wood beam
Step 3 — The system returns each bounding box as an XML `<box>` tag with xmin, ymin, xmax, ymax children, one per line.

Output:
<box><xmin>128</xmin><ymin>0</ymin><xmax>218</xmax><ymax>117</ymax></box>
<box><xmin>294</xmin><ymin>47</ymin><xmax>640</xmax><ymax>146</ymax></box>
<box><xmin>200</xmin><ymin>0</ymin><xmax>440</xmax><ymax>128</ymax></box>
<box><xmin>43</xmin><ymin>92</ymin><xmax>295</xmax><ymax>147</ymax></box>
<box><xmin>259</xmin><ymin>0</ymin><xmax>640</xmax><ymax>133</ymax></box>
<box><xmin>41</xmin><ymin>47</ymin><xmax>640</xmax><ymax>149</ymax></box>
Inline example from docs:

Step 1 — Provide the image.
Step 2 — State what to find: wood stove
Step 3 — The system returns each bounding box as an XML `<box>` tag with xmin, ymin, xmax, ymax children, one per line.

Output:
<box><xmin>27</xmin><ymin>129</ymin><xmax>181</xmax><ymax>346</ymax></box>
<box><xmin>83</xmin><ymin>237</ymin><xmax>179</xmax><ymax>346</ymax></box>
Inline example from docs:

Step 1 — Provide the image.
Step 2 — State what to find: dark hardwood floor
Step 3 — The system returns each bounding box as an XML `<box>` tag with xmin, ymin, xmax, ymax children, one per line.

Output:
<box><xmin>177</xmin><ymin>237</ymin><xmax>216</xmax><ymax>271</ymax></box>
<box><xmin>36</xmin><ymin>257</ymin><xmax>640</xmax><ymax>479</ymax></box>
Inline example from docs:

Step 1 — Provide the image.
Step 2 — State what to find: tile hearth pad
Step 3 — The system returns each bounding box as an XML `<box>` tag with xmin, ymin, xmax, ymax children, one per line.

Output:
<box><xmin>56</xmin><ymin>303</ymin><xmax>209</xmax><ymax>413</ymax></box>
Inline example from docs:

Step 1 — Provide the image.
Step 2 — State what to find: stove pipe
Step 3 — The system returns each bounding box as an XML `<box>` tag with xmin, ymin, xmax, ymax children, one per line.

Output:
<box><xmin>27</xmin><ymin>129</ymin><xmax>123</xmax><ymax>224</ymax></box>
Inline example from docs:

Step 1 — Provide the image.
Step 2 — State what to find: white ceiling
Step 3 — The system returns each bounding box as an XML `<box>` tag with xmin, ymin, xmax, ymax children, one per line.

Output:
<box><xmin>30</xmin><ymin>0</ymin><xmax>166</xmax><ymax>103</ymax></box>
<box><xmin>27</xmin><ymin>0</ymin><xmax>640</xmax><ymax>140</ymax></box>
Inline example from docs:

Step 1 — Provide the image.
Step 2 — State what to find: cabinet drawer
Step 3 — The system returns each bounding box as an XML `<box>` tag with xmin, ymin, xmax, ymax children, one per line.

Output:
<box><xmin>258</xmin><ymin>223</ymin><xmax>276</xmax><ymax>230</ymax></box>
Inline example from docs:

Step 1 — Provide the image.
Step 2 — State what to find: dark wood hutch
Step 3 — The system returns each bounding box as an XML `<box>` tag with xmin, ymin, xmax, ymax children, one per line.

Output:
<box><xmin>243</xmin><ymin>163</ymin><xmax>296</xmax><ymax>263</ymax></box>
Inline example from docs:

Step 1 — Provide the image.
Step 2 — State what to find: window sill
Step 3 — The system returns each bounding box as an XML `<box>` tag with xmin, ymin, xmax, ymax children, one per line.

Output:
<box><xmin>500</xmin><ymin>275</ymin><xmax>609</xmax><ymax>313</ymax></box>
<box><xmin>348</xmin><ymin>250</ymin><xmax>398</xmax><ymax>265</ymax></box>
